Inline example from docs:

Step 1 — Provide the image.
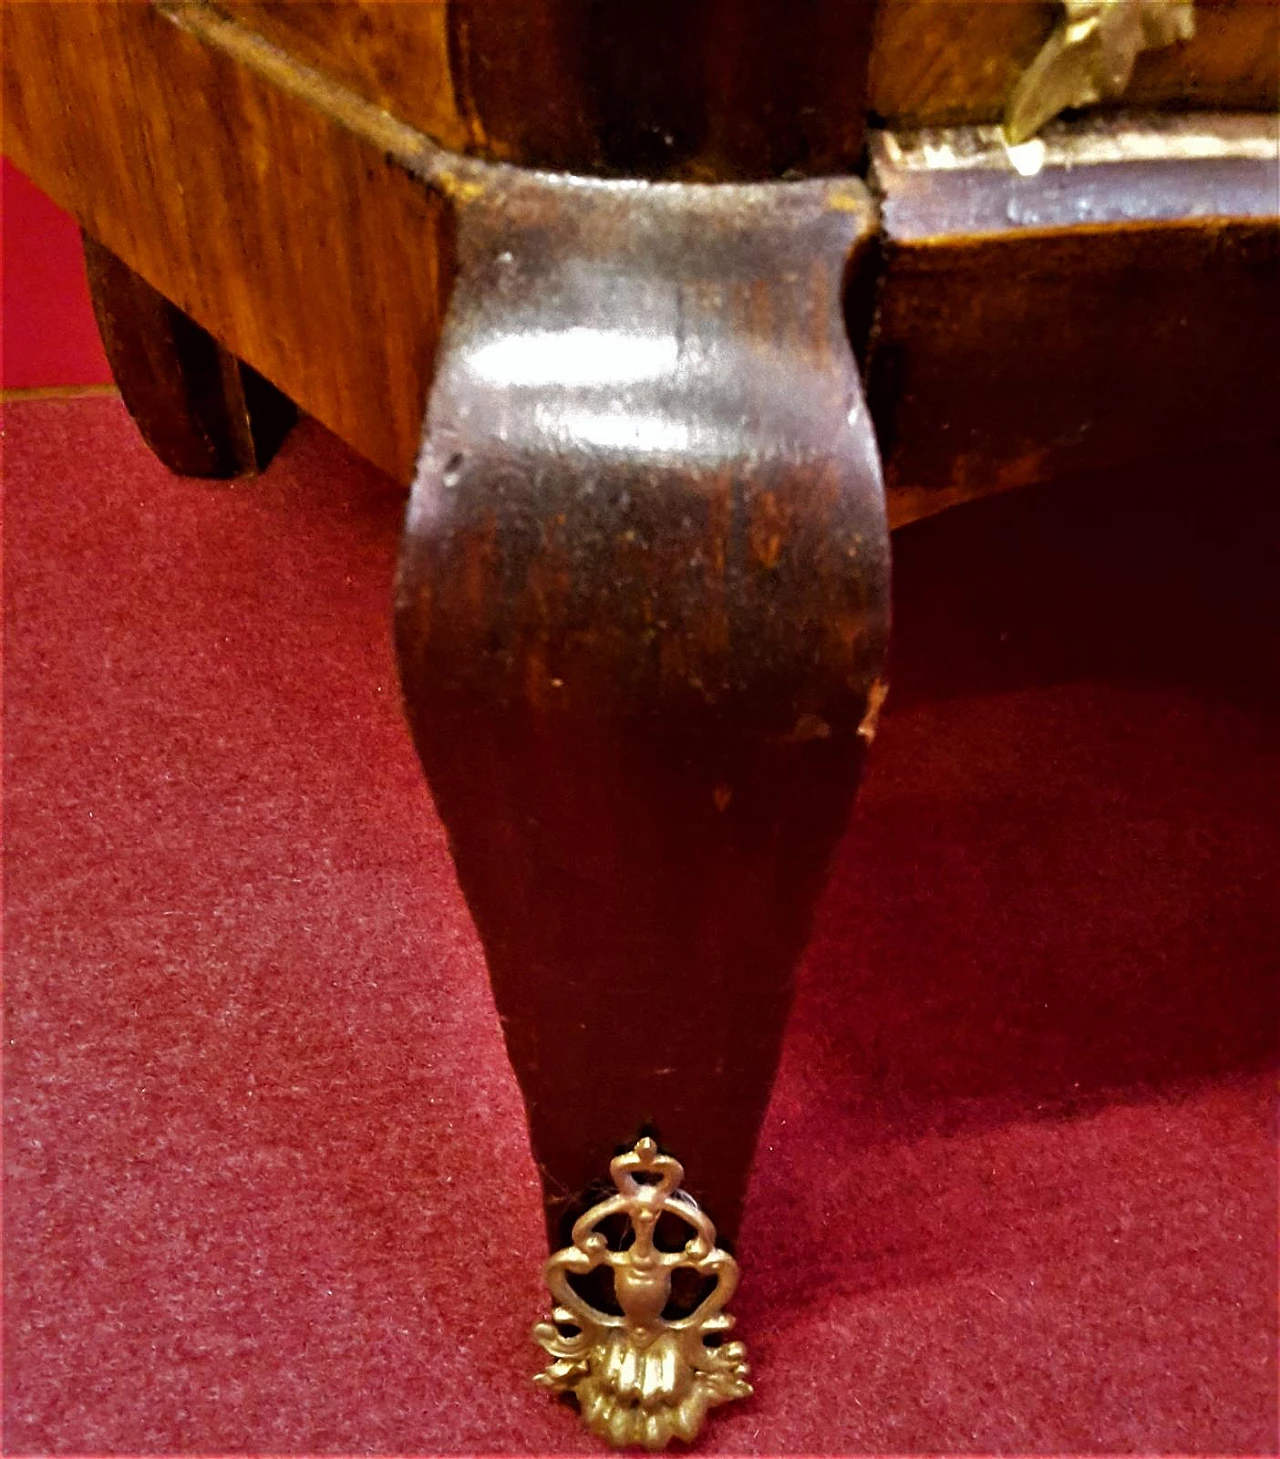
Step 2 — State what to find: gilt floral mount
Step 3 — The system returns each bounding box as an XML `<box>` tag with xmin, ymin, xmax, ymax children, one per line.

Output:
<box><xmin>1006</xmin><ymin>0</ymin><xmax>1197</xmax><ymax>143</ymax></box>
<box><xmin>533</xmin><ymin>1138</ymin><xmax>751</xmax><ymax>1449</ymax></box>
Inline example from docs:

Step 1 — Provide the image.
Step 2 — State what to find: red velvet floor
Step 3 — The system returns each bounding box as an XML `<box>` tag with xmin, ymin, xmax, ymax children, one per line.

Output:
<box><xmin>4</xmin><ymin>396</ymin><xmax>1277</xmax><ymax>1455</ymax></box>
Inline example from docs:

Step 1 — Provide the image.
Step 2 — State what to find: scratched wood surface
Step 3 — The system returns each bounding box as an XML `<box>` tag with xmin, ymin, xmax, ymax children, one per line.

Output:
<box><xmin>866</xmin><ymin>117</ymin><xmax>1280</xmax><ymax>524</ymax></box>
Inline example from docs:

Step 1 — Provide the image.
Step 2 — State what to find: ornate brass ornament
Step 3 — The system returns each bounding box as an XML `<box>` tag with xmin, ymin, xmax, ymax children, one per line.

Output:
<box><xmin>533</xmin><ymin>1138</ymin><xmax>751</xmax><ymax>1449</ymax></box>
<box><xmin>1005</xmin><ymin>0</ymin><xmax>1197</xmax><ymax>144</ymax></box>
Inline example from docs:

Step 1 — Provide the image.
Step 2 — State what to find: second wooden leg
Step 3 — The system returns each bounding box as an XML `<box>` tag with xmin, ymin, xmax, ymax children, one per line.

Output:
<box><xmin>82</xmin><ymin>232</ymin><xmax>294</xmax><ymax>479</ymax></box>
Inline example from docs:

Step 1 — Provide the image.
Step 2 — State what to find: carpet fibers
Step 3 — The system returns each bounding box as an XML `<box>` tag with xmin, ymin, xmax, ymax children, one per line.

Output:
<box><xmin>4</xmin><ymin>396</ymin><xmax>1277</xmax><ymax>1454</ymax></box>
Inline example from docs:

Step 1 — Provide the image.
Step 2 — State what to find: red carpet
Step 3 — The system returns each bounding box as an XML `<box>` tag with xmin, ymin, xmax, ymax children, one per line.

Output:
<box><xmin>1</xmin><ymin>162</ymin><xmax>112</xmax><ymax>389</ymax></box>
<box><xmin>3</xmin><ymin>395</ymin><xmax>1277</xmax><ymax>1454</ymax></box>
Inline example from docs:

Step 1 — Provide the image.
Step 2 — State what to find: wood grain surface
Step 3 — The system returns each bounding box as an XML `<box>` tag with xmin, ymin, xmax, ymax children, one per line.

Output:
<box><xmin>395</xmin><ymin>171</ymin><xmax>889</xmax><ymax>1245</ymax></box>
<box><xmin>4</xmin><ymin>3</ymin><xmax>1275</xmax><ymax>522</ymax></box>
<box><xmin>220</xmin><ymin>0</ymin><xmax>1278</xmax><ymax>162</ymax></box>
<box><xmin>225</xmin><ymin>0</ymin><xmax>879</xmax><ymax>178</ymax></box>
<box><xmin>866</xmin><ymin>116</ymin><xmax>1280</xmax><ymax>525</ymax></box>
<box><xmin>223</xmin><ymin>0</ymin><xmax>474</xmax><ymax>153</ymax></box>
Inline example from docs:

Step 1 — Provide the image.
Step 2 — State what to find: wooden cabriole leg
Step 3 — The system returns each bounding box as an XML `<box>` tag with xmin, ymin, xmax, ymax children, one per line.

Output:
<box><xmin>82</xmin><ymin>232</ymin><xmax>294</xmax><ymax>479</ymax></box>
<box><xmin>394</xmin><ymin>170</ymin><xmax>890</xmax><ymax>1444</ymax></box>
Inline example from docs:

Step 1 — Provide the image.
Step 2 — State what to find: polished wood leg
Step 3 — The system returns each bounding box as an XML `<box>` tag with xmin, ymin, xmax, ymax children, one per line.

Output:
<box><xmin>394</xmin><ymin>171</ymin><xmax>891</xmax><ymax>1255</ymax></box>
<box><xmin>82</xmin><ymin>232</ymin><xmax>294</xmax><ymax>478</ymax></box>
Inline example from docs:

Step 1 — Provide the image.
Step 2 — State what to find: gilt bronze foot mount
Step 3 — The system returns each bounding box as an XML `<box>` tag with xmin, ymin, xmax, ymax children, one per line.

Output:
<box><xmin>534</xmin><ymin>1138</ymin><xmax>751</xmax><ymax>1450</ymax></box>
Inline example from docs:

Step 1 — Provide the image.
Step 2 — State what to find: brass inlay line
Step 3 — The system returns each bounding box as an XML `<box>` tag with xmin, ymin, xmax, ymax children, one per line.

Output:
<box><xmin>154</xmin><ymin>2</ymin><xmax>443</xmax><ymax>181</ymax></box>
<box><xmin>2</xmin><ymin>385</ymin><xmax>121</xmax><ymax>403</ymax></box>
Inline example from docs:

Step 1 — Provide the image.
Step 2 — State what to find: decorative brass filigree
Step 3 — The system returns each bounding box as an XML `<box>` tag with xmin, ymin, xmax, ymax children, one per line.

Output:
<box><xmin>1005</xmin><ymin>0</ymin><xmax>1197</xmax><ymax>144</ymax></box>
<box><xmin>533</xmin><ymin>1137</ymin><xmax>751</xmax><ymax>1449</ymax></box>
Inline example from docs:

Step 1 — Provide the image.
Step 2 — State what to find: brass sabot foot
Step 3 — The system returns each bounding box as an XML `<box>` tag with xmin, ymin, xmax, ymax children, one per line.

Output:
<box><xmin>533</xmin><ymin>1138</ymin><xmax>751</xmax><ymax>1450</ymax></box>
